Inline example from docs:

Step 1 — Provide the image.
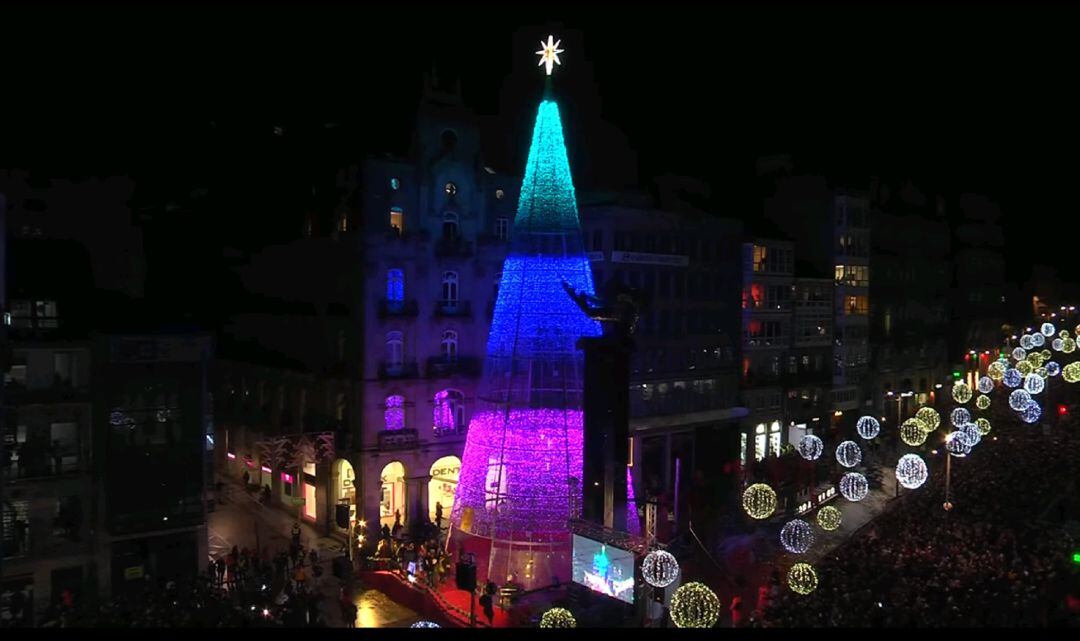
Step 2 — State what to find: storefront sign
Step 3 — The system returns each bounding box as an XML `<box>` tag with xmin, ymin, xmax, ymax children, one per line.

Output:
<box><xmin>610</xmin><ymin>251</ymin><xmax>689</xmax><ymax>267</ymax></box>
<box><xmin>431</xmin><ymin>466</ymin><xmax>461</xmax><ymax>480</ymax></box>
<box><xmin>587</xmin><ymin>251</ymin><xmax>604</xmax><ymax>262</ymax></box>
<box><xmin>124</xmin><ymin>566</ymin><xmax>144</xmax><ymax>581</ymax></box>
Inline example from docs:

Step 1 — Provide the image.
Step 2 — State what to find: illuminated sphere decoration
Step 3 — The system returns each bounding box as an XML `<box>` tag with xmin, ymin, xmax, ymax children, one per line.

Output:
<box><xmin>411</xmin><ymin>621</ymin><xmax>441</xmax><ymax>628</ymax></box>
<box><xmin>950</xmin><ymin>407</ymin><xmax>971</xmax><ymax>428</ymax></box>
<box><xmin>787</xmin><ymin>563</ymin><xmax>819</xmax><ymax>596</ymax></box>
<box><xmin>816</xmin><ymin>505</ymin><xmax>842</xmax><ymax>531</ymax></box>
<box><xmin>958</xmin><ymin>422</ymin><xmax>982</xmax><ymax>447</ymax></box>
<box><xmin>1042</xmin><ymin>322</ymin><xmax>1056</xmax><ymax>337</ymax></box>
<box><xmin>977</xmin><ymin>376</ymin><xmax>994</xmax><ymax>394</ymax></box>
<box><xmin>975</xmin><ymin>417</ymin><xmax>992</xmax><ymax>436</ymax></box>
<box><xmin>1053</xmin><ymin>338</ymin><xmax>1065</xmax><ymax>352</ymax></box>
<box><xmin>1009</xmin><ymin>389</ymin><xmax>1032</xmax><ymax>412</ymax></box>
<box><xmin>1024</xmin><ymin>373</ymin><xmax>1045</xmax><ymax>395</ymax></box>
<box><xmin>901</xmin><ymin>419</ymin><xmax>928</xmax><ymax>446</ymax></box>
<box><xmin>1012</xmin><ymin>347</ymin><xmax>1028</xmax><ymax>361</ymax></box>
<box><xmin>987</xmin><ymin>361</ymin><xmax>1007</xmax><ymax>381</ymax></box>
<box><xmin>1041</xmin><ymin>348</ymin><xmax>1052</xmax><ymax>361</ymax></box>
<box><xmin>975</xmin><ymin>394</ymin><xmax>991</xmax><ymax>410</ymax></box>
<box><xmin>915</xmin><ymin>407</ymin><xmax>941</xmax><ymax>432</ymax></box>
<box><xmin>1035</xmin><ymin>367</ymin><xmax>1049</xmax><ymax>380</ymax></box>
<box><xmin>1032</xmin><ymin>332</ymin><xmax>1046</xmax><ymax>348</ymax></box>
<box><xmin>641</xmin><ymin>550</ymin><xmax>680</xmax><ymax>588</ymax></box>
<box><xmin>670</xmin><ymin>582</ymin><xmax>721</xmax><ymax>628</ymax></box>
<box><xmin>1004</xmin><ymin>368</ymin><xmax>1023</xmax><ymax>388</ymax></box>
<box><xmin>780</xmin><ymin>519</ymin><xmax>815</xmax><ymax>554</ymax></box>
<box><xmin>945</xmin><ymin>432</ymin><xmax>971</xmax><ymax>457</ymax></box>
<box><xmin>1047</xmin><ymin>362</ymin><xmax>1061</xmax><ymax>377</ymax></box>
<box><xmin>1064</xmin><ymin>338</ymin><xmax>1077</xmax><ymax>354</ymax></box>
<box><xmin>840</xmin><ymin>472</ymin><xmax>869</xmax><ymax>502</ymax></box>
<box><xmin>1064</xmin><ymin>362</ymin><xmax>1080</xmax><ymax>383</ymax></box>
<box><xmin>895</xmin><ymin>453</ymin><xmax>929</xmax><ymax>489</ymax></box>
<box><xmin>1020</xmin><ymin>334</ymin><xmax>1034</xmax><ymax>350</ymax></box>
<box><xmin>1021</xmin><ymin>402</ymin><xmax>1042</xmax><ymax>424</ymax></box>
<box><xmin>856</xmin><ymin>416</ymin><xmax>881</xmax><ymax>440</ymax></box>
<box><xmin>742</xmin><ymin>483</ymin><xmax>777</xmax><ymax>520</ymax></box>
<box><xmin>951</xmin><ymin>381</ymin><xmax>973</xmax><ymax>404</ymax></box>
<box><xmin>797</xmin><ymin>434</ymin><xmax>824</xmax><ymax>461</ymax></box>
<box><xmin>835</xmin><ymin>441</ymin><xmax>863</xmax><ymax>468</ymax></box>
<box><xmin>1017</xmin><ymin>360</ymin><xmax>1034</xmax><ymax>376</ymax></box>
<box><xmin>540</xmin><ymin>608</ymin><xmax>577</xmax><ymax>629</ymax></box>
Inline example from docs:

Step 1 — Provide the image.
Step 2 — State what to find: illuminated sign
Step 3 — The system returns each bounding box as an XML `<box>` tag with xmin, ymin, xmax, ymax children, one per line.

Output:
<box><xmin>610</xmin><ymin>251</ymin><xmax>689</xmax><ymax>267</ymax></box>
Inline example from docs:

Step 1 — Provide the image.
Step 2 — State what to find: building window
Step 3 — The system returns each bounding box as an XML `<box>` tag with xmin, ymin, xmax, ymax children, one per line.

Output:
<box><xmin>739</xmin><ymin>433</ymin><xmax>747</xmax><ymax>467</ymax></box>
<box><xmin>2</xmin><ymin>499</ymin><xmax>31</xmax><ymax>557</ymax></box>
<box><xmin>495</xmin><ymin>217</ymin><xmax>509</xmax><ymax>241</ymax></box>
<box><xmin>441</xmin><ymin>271</ymin><xmax>459</xmax><ymax>306</ymax></box>
<box><xmin>445</xmin><ymin>182</ymin><xmax>457</xmax><ymax>197</ymax></box>
<box><xmin>769</xmin><ymin>421</ymin><xmax>782</xmax><ymax>457</ymax></box>
<box><xmin>384</xmin><ymin>395</ymin><xmax>405</xmax><ymax>431</ymax></box>
<box><xmin>592</xmin><ymin>230</ymin><xmax>603</xmax><ymax>251</ymax></box>
<box><xmin>844</xmin><ymin>295</ymin><xmax>869</xmax><ymax>316</ymax></box>
<box><xmin>338</xmin><ymin>212</ymin><xmax>349</xmax><ymax>232</ymax></box>
<box><xmin>386</xmin><ymin>331</ymin><xmax>403</xmax><ymax>369</ymax></box>
<box><xmin>441</xmin><ymin>330</ymin><xmax>458</xmax><ymax>362</ymax></box>
<box><xmin>433</xmin><ymin>389</ymin><xmax>465</xmax><ymax>435</ymax></box>
<box><xmin>754</xmin><ymin>423</ymin><xmax>767</xmax><ymax>462</ymax></box>
<box><xmin>442</xmin><ymin>211</ymin><xmax>459</xmax><ymax>241</ymax></box>
<box><xmin>495</xmin><ymin>188</ymin><xmax>505</xmax><ymax>200</ymax></box>
<box><xmin>753</xmin><ymin>245</ymin><xmax>768</xmax><ymax>272</ymax></box>
<box><xmin>390</xmin><ymin>177</ymin><xmax>400</xmax><ymax>190</ymax></box>
<box><xmin>387</xmin><ymin>269</ymin><xmax>405</xmax><ymax>307</ymax></box>
<box><xmin>835</xmin><ymin>265</ymin><xmax>869</xmax><ymax>287</ymax></box>
<box><xmin>389</xmin><ymin>207</ymin><xmax>404</xmax><ymax>235</ymax></box>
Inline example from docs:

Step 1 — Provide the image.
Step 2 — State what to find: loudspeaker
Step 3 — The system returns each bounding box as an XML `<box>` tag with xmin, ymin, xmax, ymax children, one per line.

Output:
<box><xmin>455</xmin><ymin>561</ymin><xmax>477</xmax><ymax>592</ymax></box>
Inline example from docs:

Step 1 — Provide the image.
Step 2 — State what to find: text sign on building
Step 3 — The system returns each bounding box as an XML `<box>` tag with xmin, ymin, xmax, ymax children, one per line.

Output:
<box><xmin>610</xmin><ymin>251</ymin><xmax>689</xmax><ymax>267</ymax></box>
<box><xmin>587</xmin><ymin>251</ymin><xmax>605</xmax><ymax>263</ymax></box>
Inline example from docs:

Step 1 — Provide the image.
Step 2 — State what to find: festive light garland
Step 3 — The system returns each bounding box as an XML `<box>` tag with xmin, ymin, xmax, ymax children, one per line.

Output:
<box><xmin>946</xmin><ymin>432</ymin><xmax>971</xmax><ymax>457</ymax></box>
<box><xmin>1041</xmin><ymin>322</ymin><xmax>1056</xmax><ymax>337</ymax></box>
<box><xmin>895</xmin><ymin>453</ymin><xmax>928</xmax><ymax>489</ymax></box>
<box><xmin>958</xmin><ymin>422</ymin><xmax>982</xmax><ymax>448</ymax></box>
<box><xmin>1032</xmin><ymin>333</ymin><xmax>1046</xmax><ymax>348</ymax></box>
<box><xmin>835</xmin><ymin>440</ymin><xmax>862</xmax><ymax>468</ymax></box>
<box><xmin>856</xmin><ymin>416</ymin><xmax>881</xmax><ymax>440</ymax></box>
<box><xmin>1009</xmin><ymin>389</ymin><xmax>1032</xmax><ymax>411</ymax></box>
<box><xmin>411</xmin><ymin>621</ymin><xmax>441</xmax><ymax>628</ymax></box>
<box><xmin>976</xmin><ymin>394</ymin><xmax>991</xmax><ymax>410</ymax></box>
<box><xmin>742</xmin><ymin>483</ymin><xmax>778</xmax><ymax>520</ymax></box>
<box><xmin>797</xmin><ymin>434</ymin><xmax>824</xmax><ymax>461</ymax></box>
<box><xmin>975</xmin><ymin>417</ymin><xmax>992</xmax><ymax>436</ymax></box>
<box><xmin>951</xmin><ymin>381</ymin><xmax>973</xmax><ymax>404</ymax></box>
<box><xmin>540</xmin><ymin>608</ymin><xmax>577</xmax><ymax>628</ymax></box>
<box><xmin>901</xmin><ymin>419</ymin><xmax>928</xmax><ymax>446</ymax></box>
<box><xmin>670</xmin><ymin>582</ymin><xmax>721</xmax><ymax>628</ymax></box>
<box><xmin>1024</xmin><ymin>373</ymin><xmax>1045</xmax><ymax>395</ymax></box>
<box><xmin>1004</xmin><ymin>368</ymin><xmax>1023</xmax><ymax>388</ymax></box>
<box><xmin>641</xmin><ymin>550</ymin><xmax>679</xmax><ymax>588</ymax></box>
<box><xmin>987</xmin><ymin>361</ymin><xmax>1007</xmax><ymax>381</ymax></box>
<box><xmin>1064</xmin><ymin>338</ymin><xmax>1077</xmax><ymax>354</ymax></box>
<box><xmin>1047</xmin><ymin>362</ymin><xmax>1061</xmax><ymax>377</ymax></box>
<box><xmin>1035</xmin><ymin>366</ymin><xmax>1049</xmax><ymax>379</ymax></box>
<box><xmin>840</xmin><ymin>472</ymin><xmax>869</xmax><ymax>502</ymax></box>
<box><xmin>950</xmin><ymin>407</ymin><xmax>971</xmax><ymax>428</ymax></box>
<box><xmin>816</xmin><ymin>505</ymin><xmax>842</xmax><ymax>531</ymax></box>
<box><xmin>1021</xmin><ymin>402</ymin><xmax>1042</xmax><ymax>424</ymax></box>
<box><xmin>1012</xmin><ymin>347</ymin><xmax>1028</xmax><ymax>361</ymax></box>
<box><xmin>1017</xmin><ymin>360</ymin><xmax>1034</xmax><ymax>376</ymax></box>
<box><xmin>977</xmin><ymin>376</ymin><xmax>994</xmax><ymax>394</ymax></box>
<box><xmin>1020</xmin><ymin>334</ymin><xmax>1035</xmax><ymax>350</ymax></box>
<box><xmin>915</xmin><ymin>407</ymin><xmax>941</xmax><ymax>432</ymax></box>
<box><xmin>780</xmin><ymin>519</ymin><xmax>815</xmax><ymax>554</ymax></box>
<box><xmin>1053</xmin><ymin>338</ymin><xmax>1065</xmax><ymax>352</ymax></box>
<box><xmin>1064</xmin><ymin>362</ymin><xmax>1080</xmax><ymax>383</ymax></box>
<box><xmin>787</xmin><ymin>563</ymin><xmax>819</xmax><ymax>595</ymax></box>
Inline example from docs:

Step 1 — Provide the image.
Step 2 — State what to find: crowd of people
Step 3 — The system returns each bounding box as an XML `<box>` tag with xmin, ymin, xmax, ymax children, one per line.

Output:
<box><xmin>756</xmin><ymin>402</ymin><xmax>1080</xmax><ymax>627</ymax></box>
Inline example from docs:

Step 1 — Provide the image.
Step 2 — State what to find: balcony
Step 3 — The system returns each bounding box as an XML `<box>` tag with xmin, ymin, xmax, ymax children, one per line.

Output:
<box><xmin>434</xmin><ymin>300</ymin><xmax>472</xmax><ymax>318</ymax></box>
<box><xmin>377</xmin><ymin>428</ymin><xmax>419</xmax><ymax>451</ymax></box>
<box><xmin>377</xmin><ymin>361</ymin><xmax>419</xmax><ymax>380</ymax></box>
<box><xmin>425</xmin><ymin>356</ymin><xmax>482</xmax><ymax>379</ymax></box>
<box><xmin>434</xmin><ymin>237</ymin><xmax>474</xmax><ymax>258</ymax></box>
<box><xmin>377</xmin><ymin>299</ymin><xmax>419</xmax><ymax>319</ymax></box>
<box><xmin>3</xmin><ymin>380</ymin><xmax>90</xmax><ymax>406</ymax></box>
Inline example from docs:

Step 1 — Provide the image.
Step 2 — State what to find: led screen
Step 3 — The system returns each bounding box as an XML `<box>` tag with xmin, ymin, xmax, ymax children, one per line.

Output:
<box><xmin>571</xmin><ymin>534</ymin><xmax>635</xmax><ymax>604</ymax></box>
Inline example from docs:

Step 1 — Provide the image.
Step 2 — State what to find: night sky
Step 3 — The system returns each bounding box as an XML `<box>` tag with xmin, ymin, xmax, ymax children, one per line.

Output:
<box><xmin>5</xmin><ymin>3</ymin><xmax>1079</xmax><ymax>284</ymax></box>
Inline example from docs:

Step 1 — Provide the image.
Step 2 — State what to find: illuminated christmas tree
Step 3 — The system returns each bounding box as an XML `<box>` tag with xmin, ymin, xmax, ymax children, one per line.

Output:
<box><xmin>449</xmin><ymin>36</ymin><xmax>602</xmax><ymax>589</ymax></box>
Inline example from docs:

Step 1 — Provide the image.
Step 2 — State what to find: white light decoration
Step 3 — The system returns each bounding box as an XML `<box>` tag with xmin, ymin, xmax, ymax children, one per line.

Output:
<box><xmin>1032</xmin><ymin>332</ymin><xmax>1046</xmax><ymax>347</ymax></box>
<box><xmin>1012</xmin><ymin>347</ymin><xmax>1028</xmax><ymax>361</ymax></box>
<box><xmin>411</xmin><ymin>621</ymin><xmax>441</xmax><ymax>628</ymax></box>
<box><xmin>670</xmin><ymin>582</ymin><xmax>721</xmax><ymax>628</ymax></box>
<box><xmin>945</xmin><ymin>431</ymin><xmax>970</xmax><ymax>457</ymax></box>
<box><xmin>915</xmin><ymin>407</ymin><xmax>941</xmax><ymax>432</ymax></box>
<box><xmin>1063</xmin><ymin>362</ymin><xmax>1080</xmax><ymax>383</ymax></box>
<box><xmin>1021</xmin><ymin>401</ymin><xmax>1042</xmax><ymax>424</ymax></box>
<box><xmin>856</xmin><ymin>416</ymin><xmax>881</xmax><ymax>440</ymax></box>
<box><xmin>958</xmin><ymin>422</ymin><xmax>981</xmax><ymax>447</ymax></box>
<box><xmin>742</xmin><ymin>483</ymin><xmax>777</xmax><ymax>520</ymax></box>
<box><xmin>975</xmin><ymin>417</ymin><xmax>992</xmax><ymax>436</ymax></box>
<box><xmin>900</xmin><ymin>419</ymin><xmax>928</xmax><ymax>446</ymax></box>
<box><xmin>787</xmin><ymin>563</ymin><xmax>819</xmax><ymax>595</ymax></box>
<box><xmin>975</xmin><ymin>394</ymin><xmax>991</xmax><ymax>410</ymax></box>
<box><xmin>1009</xmin><ymin>388</ymin><xmax>1032</xmax><ymax>411</ymax></box>
<box><xmin>797</xmin><ymin>434</ymin><xmax>824</xmax><ymax>461</ymax></box>
<box><xmin>987</xmin><ymin>361</ymin><xmax>1007</xmax><ymax>381</ymax></box>
<box><xmin>1024</xmin><ymin>373</ymin><xmax>1045</xmax><ymax>395</ymax></box>
<box><xmin>977</xmin><ymin>376</ymin><xmax>994</xmax><ymax>394</ymax></box>
<box><xmin>816</xmin><ymin>505</ymin><xmax>842</xmax><ymax>531</ymax></box>
<box><xmin>951</xmin><ymin>381</ymin><xmax>973</xmax><ymax>404</ymax></box>
<box><xmin>535</xmin><ymin>35</ymin><xmax>565</xmax><ymax>76</ymax></box>
<box><xmin>1053</xmin><ymin>337</ymin><xmax>1065</xmax><ymax>352</ymax></box>
<box><xmin>839</xmin><ymin>472</ymin><xmax>869</xmax><ymax>502</ymax></box>
<box><xmin>1020</xmin><ymin>334</ymin><xmax>1035</xmax><ymax>350</ymax></box>
<box><xmin>1041</xmin><ymin>322</ymin><xmax>1056</xmax><ymax>337</ymax></box>
<box><xmin>1047</xmin><ymin>362</ymin><xmax>1061</xmax><ymax>377</ymax></box>
<box><xmin>540</xmin><ymin>607</ymin><xmax>577</xmax><ymax>628</ymax></box>
<box><xmin>780</xmin><ymin>519</ymin><xmax>815</xmax><ymax>554</ymax></box>
<box><xmin>641</xmin><ymin>550</ymin><xmax>680</xmax><ymax>588</ymax></box>
<box><xmin>835</xmin><ymin>440</ymin><xmax>862</xmax><ymax>468</ymax></box>
<box><xmin>895</xmin><ymin>454</ymin><xmax>928</xmax><ymax>489</ymax></box>
<box><xmin>950</xmin><ymin>407</ymin><xmax>971</xmax><ymax>428</ymax></box>
<box><xmin>1003</xmin><ymin>368</ymin><xmax>1023</xmax><ymax>388</ymax></box>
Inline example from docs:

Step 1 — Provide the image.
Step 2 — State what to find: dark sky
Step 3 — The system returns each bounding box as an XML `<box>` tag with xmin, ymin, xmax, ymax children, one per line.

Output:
<box><xmin>4</xmin><ymin>3</ymin><xmax>1080</xmax><ymax>282</ymax></box>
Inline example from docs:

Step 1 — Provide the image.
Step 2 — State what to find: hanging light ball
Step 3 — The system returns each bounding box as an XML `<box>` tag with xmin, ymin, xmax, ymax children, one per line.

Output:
<box><xmin>1012</xmin><ymin>346</ymin><xmax>1028</xmax><ymax>361</ymax></box>
<box><xmin>787</xmin><ymin>563</ymin><xmax>819</xmax><ymax>595</ymax></box>
<box><xmin>1024</xmin><ymin>373</ymin><xmax>1045</xmax><ymax>395</ymax></box>
<box><xmin>895</xmin><ymin>453</ymin><xmax>928</xmax><ymax>489</ymax></box>
<box><xmin>958</xmin><ymin>422</ymin><xmax>982</xmax><ymax>447</ymax></box>
<box><xmin>1053</xmin><ymin>338</ymin><xmax>1065</xmax><ymax>352</ymax></box>
<box><xmin>976</xmin><ymin>394</ymin><xmax>991</xmax><ymax>410</ymax></box>
<box><xmin>540</xmin><ymin>608</ymin><xmax>577</xmax><ymax>629</ymax></box>
<box><xmin>840</xmin><ymin>472</ymin><xmax>869</xmax><ymax>502</ymax></box>
<box><xmin>915</xmin><ymin>407</ymin><xmax>941</xmax><ymax>432</ymax></box>
<box><xmin>780</xmin><ymin>519</ymin><xmax>815</xmax><ymax>554</ymax></box>
<box><xmin>816</xmin><ymin>505</ymin><xmax>842</xmax><ymax>531</ymax></box>
<box><xmin>945</xmin><ymin>432</ymin><xmax>971</xmax><ymax>457</ymax></box>
<box><xmin>951</xmin><ymin>381</ymin><xmax>972</xmax><ymax>404</ymax></box>
<box><xmin>900</xmin><ymin>418</ymin><xmax>928</xmax><ymax>446</ymax></box>
<box><xmin>835</xmin><ymin>441</ymin><xmax>862</xmax><ymax>468</ymax></box>
<box><xmin>1047</xmin><ymin>362</ymin><xmax>1061</xmax><ymax>377</ymax></box>
<box><xmin>856</xmin><ymin>416</ymin><xmax>881</xmax><ymax>440</ymax></box>
<box><xmin>1064</xmin><ymin>338</ymin><xmax>1077</xmax><ymax>353</ymax></box>
<box><xmin>1009</xmin><ymin>388</ymin><xmax>1032</xmax><ymax>411</ymax></box>
<box><xmin>1003</xmin><ymin>368</ymin><xmax>1023</xmax><ymax>388</ymax></box>
<box><xmin>797</xmin><ymin>434</ymin><xmax>824</xmax><ymax>461</ymax></box>
<box><xmin>950</xmin><ymin>407</ymin><xmax>971</xmax><ymax>428</ymax></box>
<box><xmin>411</xmin><ymin>621</ymin><xmax>441</xmax><ymax>628</ymax></box>
<box><xmin>987</xmin><ymin>361</ymin><xmax>1007</xmax><ymax>381</ymax></box>
<box><xmin>1020</xmin><ymin>334</ymin><xmax>1035</xmax><ymax>350</ymax></box>
<box><xmin>1063</xmin><ymin>362</ymin><xmax>1080</xmax><ymax>383</ymax></box>
<box><xmin>975</xmin><ymin>417</ymin><xmax>992</xmax><ymax>436</ymax></box>
<box><xmin>1041</xmin><ymin>348</ymin><xmax>1052</xmax><ymax>361</ymax></box>
<box><xmin>1031</xmin><ymin>332</ymin><xmax>1046</xmax><ymax>348</ymax></box>
<box><xmin>670</xmin><ymin>582</ymin><xmax>720</xmax><ymax>628</ymax></box>
<box><xmin>1021</xmin><ymin>401</ymin><xmax>1042</xmax><ymax>424</ymax></box>
<box><xmin>977</xmin><ymin>376</ymin><xmax>994</xmax><ymax>394</ymax></box>
<box><xmin>1035</xmin><ymin>366</ymin><xmax>1049</xmax><ymax>380</ymax></box>
<box><xmin>1017</xmin><ymin>360</ymin><xmax>1034</xmax><ymax>376</ymax></box>
<box><xmin>742</xmin><ymin>483</ymin><xmax>777</xmax><ymax>520</ymax></box>
<box><xmin>641</xmin><ymin>550</ymin><xmax>680</xmax><ymax>588</ymax></box>
<box><xmin>1041</xmin><ymin>322</ymin><xmax>1056</xmax><ymax>337</ymax></box>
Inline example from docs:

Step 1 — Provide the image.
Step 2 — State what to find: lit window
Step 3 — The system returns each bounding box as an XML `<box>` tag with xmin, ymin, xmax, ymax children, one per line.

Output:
<box><xmin>445</xmin><ymin>182</ymin><xmax>457</xmax><ymax>197</ymax></box>
<box><xmin>338</xmin><ymin>213</ymin><xmax>349</xmax><ymax>232</ymax></box>
<box><xmin>495</xmin><ymin>188</ymin><xmax>505</xmax><ymax>200</ymax></box>
<box><xmin>441</xmin><ymin>271</ymin><xmax>459</xmax><ymax>306</ymax></box>
<box><xmin>389</xmin><ymin>207</ymin><xmax>404</xmax><ymax>235</ymax></box>
<box><xmin>387</xmin><ymin>269</ymin><xmax>404</xmax><ymax>306</ymax></box>
<box><xmin>441</xmin><ymin>329</ymin><xmax>458</xmax><ymax>362</ymax></box>
<box><xmin>390</xmin><ymin>177</ymin><xmax>400</xmax><ymax>190</ymax></box>
<box><xmin>495</xmin><ymin>217</ymin><xmax>509</xmax><ymax>241</ymax></box>
<box><xmin>433</xmin><ymin>389</ymin><xmax>465</xmax><ymax>435</ymax></box>
<box><xmin>384</xmin><ymin>395</ymin><xmax>405</xmax><ymax>431</ymax></box>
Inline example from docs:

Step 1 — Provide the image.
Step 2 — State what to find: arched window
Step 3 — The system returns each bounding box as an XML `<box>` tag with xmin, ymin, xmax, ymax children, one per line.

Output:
<box><xmin>387</xmin><ymin>269</ymin><xmax>404</xmax><ymax>308</ymax></box>
<box><xmin>433</xmin><ymin>389</ymin><xmax>465</xmax><ymax>435</ymax></box>
<box><xmin>441</xmin><ymin>330</ymin><xmax>458</xmax><ymax>362</ymax></box>
<box><xmin>442</xmin><ymin>211</ymin><xmax>459</xmax><ymax>241</ymax></box>
<box><xmin>441</xmin><ymin>271</ymin><xmax>458</xmax><ymax>306</ymax></box>
<box><xmin>384</xmin><ymin>395</ymin><xmax>405</xmax><ymax>431</ymax></box>
<box><xmin>385</xmin><ymin>331</ymin><xmax>403</xmax><ymax>370</ymax></box>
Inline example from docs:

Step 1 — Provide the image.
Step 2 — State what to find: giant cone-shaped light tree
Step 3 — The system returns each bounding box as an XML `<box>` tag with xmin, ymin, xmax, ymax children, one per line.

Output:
<box><xmin>449</xmin><ymin>40</ymin><xmax>602</xmax><ymax>589</ymax></box>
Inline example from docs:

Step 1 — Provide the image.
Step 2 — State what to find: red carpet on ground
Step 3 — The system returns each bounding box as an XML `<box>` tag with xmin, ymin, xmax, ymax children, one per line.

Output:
<box><xmin>358</xmin><ymin>571</ymin><xmax>515</xmax><ymax>628</ymax></box>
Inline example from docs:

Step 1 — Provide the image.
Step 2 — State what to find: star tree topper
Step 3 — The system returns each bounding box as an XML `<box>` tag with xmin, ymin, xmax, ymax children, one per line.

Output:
<box><xmin>536</xmin><ymin>35</ymin><xmax>564</xmax><ymax>76</ymax></box>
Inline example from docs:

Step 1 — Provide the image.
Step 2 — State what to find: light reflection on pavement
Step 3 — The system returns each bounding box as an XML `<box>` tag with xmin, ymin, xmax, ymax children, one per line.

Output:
<box><xmin>354</xmin><ymin>588</ymin><xmax>420</xmax><ymax>628</ymax></box>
